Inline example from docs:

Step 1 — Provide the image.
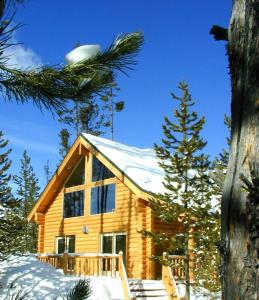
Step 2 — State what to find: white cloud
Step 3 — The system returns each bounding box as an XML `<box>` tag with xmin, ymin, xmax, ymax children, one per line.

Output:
<box><xmin>4</xmin><ymin>42</ymin><xmax>43</xmax><ymax>70</ymax></box>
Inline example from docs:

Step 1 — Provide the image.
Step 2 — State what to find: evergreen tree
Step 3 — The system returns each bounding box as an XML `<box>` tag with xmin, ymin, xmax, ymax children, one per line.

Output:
<box><xmin>147</xmin><ymin>82</ymin><xmax>220</xmax><ymax>298</ymax></box>
<box><xmin>58</xmin><ymin>129</ymin><xmax>71</xmax><ymax>161</ymax></box>
<box><xmin>13</xmin><ymin>151</ymin><xmax>40</xmax><ymax>253</ymax></box>
<box><xmin>58</xmin><ymin>82</ymin><xmax>124</xmax><ymax>141</ymax></box>
<box><xmin>0</xmin><ymin>131</ymin><xmax>23</xmax><ymax>260</ymax></box>
<box><xmin>100</xmin><ymin>82</ymin><xmax>125</xmax><ymax>140</ymax></box>
<box><xmin>44</xmin><ymin>159</ymin><xmax>52</xmax><ymax>184</ymax></box>
<box><xmin>0</xmin><ymin>131</ymin><xmax>13</xmax><ymax>208</ymax></box>
<box><xmin>211</xmin><ymin>115</ymin><xmax>231</xmax><ymax>193</ymax></box>
<box><xmin>58</xmin><ymin>99</ymin><xmax>106</xmax><ymax>137</ymax></box>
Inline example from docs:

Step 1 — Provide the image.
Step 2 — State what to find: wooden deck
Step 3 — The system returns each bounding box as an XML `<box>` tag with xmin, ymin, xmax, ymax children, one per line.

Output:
<box><xmin>38</xmin><ymin>252</ymin><xmax>186</xmax><ymax>300</ymax></box>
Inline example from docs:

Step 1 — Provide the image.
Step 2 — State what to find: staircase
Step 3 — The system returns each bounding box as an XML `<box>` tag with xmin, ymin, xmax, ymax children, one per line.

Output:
<box><xmin>129</xmin><ymin>279</ymin><xmax>168</xmax><ymax>300</ymax></box>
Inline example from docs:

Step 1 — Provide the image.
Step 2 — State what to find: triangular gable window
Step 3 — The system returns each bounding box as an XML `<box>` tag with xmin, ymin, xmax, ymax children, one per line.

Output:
<box><xmin>65</xmin><ymin>159</ymin><xmax>85</xmax><ymax>188</ymax></box>
<box><xmin>92</xmin><ymin>156</ymin><xmax>114</xmax><ymax>182</ymax></box>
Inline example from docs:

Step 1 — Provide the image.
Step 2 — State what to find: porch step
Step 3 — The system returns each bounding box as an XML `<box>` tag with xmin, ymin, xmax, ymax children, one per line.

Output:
<box><xmin>129</xmin><ymin>279</ymin><xmax>168</xmax><ymax>300</ymax></box>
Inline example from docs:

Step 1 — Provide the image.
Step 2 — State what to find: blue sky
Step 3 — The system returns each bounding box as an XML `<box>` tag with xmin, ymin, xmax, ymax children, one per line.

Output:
<box><xmin>0</xmin><ymin>0</ymin><xmax>232</xmax><ymax>189</ymax></box>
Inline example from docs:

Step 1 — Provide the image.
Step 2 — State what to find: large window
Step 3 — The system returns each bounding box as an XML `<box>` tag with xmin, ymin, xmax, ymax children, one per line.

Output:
<box><xmin>64</xmin><ymin>190</ymin><xmax>84</xmax><ymax>218</ymax></box>
<box><xmin>92</xmin><ymin>156</ymin><xmax>114</xmax><ymax>182</ymax></box>
<box><xmin>65</xmin><ymin>159</ymin><xmax>85</xmax><ymax>188</ymax></box>
<box><xmin>64</xmin><ymin>158</ymin><xmax>85</xmax><ymax>218</ymax></box>
<box><xmin>91</xmin><ymin>184</ymin><xmax>115</xmax><ymax>214</ymax></box>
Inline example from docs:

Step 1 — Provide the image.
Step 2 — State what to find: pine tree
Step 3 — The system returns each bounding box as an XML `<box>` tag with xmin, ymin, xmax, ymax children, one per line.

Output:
<box><xmin>13</xmin><ymin>151</ymin><xmax>40</xmax><ymax>253</ymax></box>
<box><xmin>100</xmin><ymin>82</ymin><xmax>125</xmax><ymax>140</ymax></box>
<box><xmin>0</xmin><ymin>131</ymin><xmax>13</xmax><ymax>208</ymax></box>
<box><xmin>58</xmin><ymin>128</ymin><xmax>71</xmax><ymax>161</ymax></box>
<box><xmin>148</xmin><ymin>82</ymin><xmax>219</xmax><ymax>298</ymax></box>
<box><xmin>0</xmin><ymin>131</ymin><xmax>23</xmax><ymax>260</ymax></box>
<box><xmin>58</xmin><ymin>82</ymin><xmax>124</xmax><ymax>141</ymax></box>
<box><xmin>58</xmin><ymin>99</ymin><xmax>106</xmax><ymax>137</ymax></box>
<box><xmin>44</xmin><ymin>159</ymin><xmax>52</xmax><ymax>184</ymax></box>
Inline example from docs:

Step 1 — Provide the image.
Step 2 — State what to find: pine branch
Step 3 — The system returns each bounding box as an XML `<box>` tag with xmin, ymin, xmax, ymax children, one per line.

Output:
<box><xmin>0</xmin><ymin>1</ymin><xmax>144</xmax><ymax>112</ymax></box>
<box><xmin>62</xmin><ymin>279</ymin><xmax>92</xmax><ymax>300</ymax></box>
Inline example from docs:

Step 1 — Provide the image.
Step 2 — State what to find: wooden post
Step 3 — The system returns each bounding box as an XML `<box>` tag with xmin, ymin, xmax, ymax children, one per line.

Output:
<box><xmin>162</xmin><ymin>252</ymin><xmax>180</xmax><ymax>300</ymax></box>
<box><xmin>188</xmin><ymin>233</ymin><xmax>195</xmax><ymax>283</ymax></box>
<box><xmin>119</xmin><ymin>251</ymin><xmax>123</xmax><ymax>274</ymax></box>
<box><xmin>62</xmin><ymin>252</ymin><xmax>68</xmax><ymax>275</ymax></box>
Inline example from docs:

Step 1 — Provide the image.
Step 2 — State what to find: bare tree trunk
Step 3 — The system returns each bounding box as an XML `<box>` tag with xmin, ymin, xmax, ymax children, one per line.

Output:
<box><xmin>221</xmin><ymin>1</ymin><xmax>259</xmax><ymax>299</ymax></box>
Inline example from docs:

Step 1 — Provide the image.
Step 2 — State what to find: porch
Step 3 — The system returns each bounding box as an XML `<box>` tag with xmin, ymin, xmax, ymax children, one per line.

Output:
<box><xmin>38</xmin><ymin>252</ymin><xmax>186</xmax><ymax>300</ymax></box>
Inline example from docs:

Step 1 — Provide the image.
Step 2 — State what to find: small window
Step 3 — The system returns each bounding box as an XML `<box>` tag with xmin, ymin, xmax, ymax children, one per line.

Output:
<box><xmin>91</xmin><ymin>184</ymin><xmax>115</xmax><ymax>214</ymax></box>
<box><xmin>64</xmin><ymin>190</ymin><xmax>84</xmax><ymax>218</ymax></box>
<box><xmin>92</xmin><ymin>156</ymin><xmax>114</xmax><ymax>182</ymax></box>
<box><xmin>56</xmin><ymin>235</ymin><xmax>75</xmax><ymax>254</ymax></box>
<box><xmin>65</xmin><ymin>159</ymin><xmax>85</xmax><ymax>188</ymax></box>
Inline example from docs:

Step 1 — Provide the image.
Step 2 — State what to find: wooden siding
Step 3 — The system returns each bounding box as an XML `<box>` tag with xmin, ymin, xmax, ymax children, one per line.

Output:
<box><xmin>41</xmin><ymin>163</ymin><xmax>147</xmax><ymax>278</ymax></box>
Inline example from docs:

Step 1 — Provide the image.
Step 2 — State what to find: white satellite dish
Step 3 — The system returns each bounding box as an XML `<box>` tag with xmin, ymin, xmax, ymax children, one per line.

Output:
<box><xmin>65</xmin><ymin>44</ymin><xmax>101</xmax><ymax>65</ymax></box>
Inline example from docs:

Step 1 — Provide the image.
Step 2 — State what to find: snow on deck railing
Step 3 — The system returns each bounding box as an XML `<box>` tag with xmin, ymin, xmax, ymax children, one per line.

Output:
<box><xmin>38</xmin><ymin>252</ymin><xmax>120</xmax><ymax>257</ymax></box>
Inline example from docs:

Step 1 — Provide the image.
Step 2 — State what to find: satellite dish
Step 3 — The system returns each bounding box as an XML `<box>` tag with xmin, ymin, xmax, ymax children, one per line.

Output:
<box><xmin>65</xmin><ymin>44</ymin><xmax>101</xmax><ymax>65</ymax></box>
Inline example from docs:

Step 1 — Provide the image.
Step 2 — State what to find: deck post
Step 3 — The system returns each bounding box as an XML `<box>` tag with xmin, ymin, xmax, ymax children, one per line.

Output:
<box><xmin>62</xmin><ymin>252</ymin><xmax>68</xmax><ymax>275</ymax></box>
<box><xmin>162</xmin><ymin>252</ymin><xmax>180</xmax><ymax>300</ymax></box>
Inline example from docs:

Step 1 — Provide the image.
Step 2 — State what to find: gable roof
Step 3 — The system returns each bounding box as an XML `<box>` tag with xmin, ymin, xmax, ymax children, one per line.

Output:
<box><xmin>81</xmin><ymin>133</ymin><xmax>166</xmax><ymax>195</ymax></box>
<box><xmin>28</xmin><ymin>134</ymin><xmax>166</xmax><ymax>222</ymax></box>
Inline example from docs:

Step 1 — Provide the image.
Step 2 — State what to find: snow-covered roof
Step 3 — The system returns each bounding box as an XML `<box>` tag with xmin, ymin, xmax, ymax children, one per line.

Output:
<box><xmin>81</xmin><ymin>133</ymin><xmax>166</xmax><ymax>194</ymax></box>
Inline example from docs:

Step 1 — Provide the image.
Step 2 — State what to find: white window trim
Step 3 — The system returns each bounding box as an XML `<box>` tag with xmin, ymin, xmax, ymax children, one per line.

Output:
<box><xmin>100</xmin><ymin>232</ymin><xmax>126</xmax><ymax>254</ymax></box>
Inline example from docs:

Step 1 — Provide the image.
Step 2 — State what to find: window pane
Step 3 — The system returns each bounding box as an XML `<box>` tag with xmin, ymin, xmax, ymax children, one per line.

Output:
<box><xmin>115</xmin><ymin>235</ymin><xmax>126</xmax><ymax>254</ymax></box>
<box><xmin>64</xmin><ymin>190</ymin><xmax>84</xmax><ymax>218</ymax></box>
<box><xmin>116</xmin><ymin>234</ymin><xmax>126</xmax><ymax>266</ymax></box>
<box><xmin>92</xmin><ymin>156</ymin><xmax>114</xmax><ymax>182</ymax></box>
<box><xmin>91</xmin><ymin>184</ymin><xmax>115</xmax><ymax>214</ymax></box>
<box><xmin>65</xmin><ymin>159</ymin><xmax>85</xmax><ymax>188</ymax></box>
<box><xmin>66</xmin><ymin>236</ymin><xmax>75</xmax><ymax>253</ymax></box>
<box><xmin>102</xmin><ymin>235</ymin><xmax>113</xmax><ymax>253</ymax></box>
<box><xmin>57</xmin><ymin>237</ymin><xmax>65</xmax><ymax>254</ymax></box>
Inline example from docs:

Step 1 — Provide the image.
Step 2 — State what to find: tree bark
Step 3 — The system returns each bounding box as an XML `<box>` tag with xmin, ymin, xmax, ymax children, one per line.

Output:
<box><xmin>222</xmin><ymin>0</ymin><xmax>259</xmax><ymax>299</ymax></box>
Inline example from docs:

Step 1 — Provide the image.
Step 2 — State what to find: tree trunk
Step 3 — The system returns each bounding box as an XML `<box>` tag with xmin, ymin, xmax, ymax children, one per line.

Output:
<box><xmin>221</xmin><ymin>1</ymin><xmax>259</xmax><ymax>299</ymax></box>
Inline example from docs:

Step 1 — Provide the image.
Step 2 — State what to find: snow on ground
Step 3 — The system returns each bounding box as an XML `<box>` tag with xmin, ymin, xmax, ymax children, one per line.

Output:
<box><xmin>177</xmin><ymin>283</ymin><xmax>221</xmax><ymax>300</ymax></box>
<box><xmin>0</xmin><ymin>255</ymin><xmax>124</xmax><ymax>300</ymax></box>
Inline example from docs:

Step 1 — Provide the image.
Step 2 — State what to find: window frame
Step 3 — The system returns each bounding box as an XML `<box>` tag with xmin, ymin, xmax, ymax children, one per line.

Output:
<box><xmin>63</xmin><ymin>189</ymin><xmax>85</xmax><ymax>218</ymax></box>
<box><xmin>88</xmin><ymin>154</ymin><xmax>117</xmax><ymax>216</ymax></box>
<box><xmin>55</xmin><ymin>235</ymin><xmax>76</xmax><ymax>254</ymax></box>
<box><xmin>64</xmin><ymin>158</ymin><xmax>85</xmax><ymax>189</ymax></box>
<box><xmin>63</xmin><ymin>157</ymin><xmax>86</xmax><ymax>219</ymax></box>
<box><xmin>90</xmin><ymin>183</ymin><xmax>116</xmax><ymax>215</ymax></box>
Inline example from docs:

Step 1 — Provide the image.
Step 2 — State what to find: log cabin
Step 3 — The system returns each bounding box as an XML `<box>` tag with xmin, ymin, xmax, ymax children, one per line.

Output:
<box><xmin>28</xmin><ymin>133</ymin><xmax>185</xmax><ymax>287</ymax></box>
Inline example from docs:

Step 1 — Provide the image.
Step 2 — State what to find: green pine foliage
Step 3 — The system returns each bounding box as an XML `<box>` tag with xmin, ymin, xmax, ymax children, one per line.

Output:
<box><xmin>43</xmin><ymin>159</ymin><xmax>52</xmax><ymax>184</ymax></box>
<box><xmin>212</xmin><ymin>115</ymin><xmax>231</xmax><ymax>193</ymax></box>
<box><xmin>0</xmin><ymin>0</ymin><xmax>144</xmax><ymax>110</ymax></box>
<box><xmin>13</xmin><ymin>151</ymin><xmax>40</xmax><ymax>253</ymax></box>
<box><xmin>0</xmin><ymin>131</ymin><xmax>23</xmax><ymax>260</ymax></box>
<box><xmin>0</xmin><ymin>1</ymin><xmax>144</xmax><ymax>113</ymax></box>
<box><xmin>148</xmin><ymin>81</ymin><xmax>220</xmax><ymax>297</ymax></box>
<box><xmin>58</xmin><ymin>128</ymin><xmax>71</xmax><ymax>161</ymax></box>
<box><xmin>0</xmin><ymin>131</ymin><xmax>13</xmax><ymax>208</ymax></box>
<box><xmin>61</xmin><ymin>279</ymin><xmax>92</xmax><ymax>300</ymax></box>
<box><xmin>58</xmin><ymin>99</ymin><xmax>106</xmax><ymax>137</ymax></box>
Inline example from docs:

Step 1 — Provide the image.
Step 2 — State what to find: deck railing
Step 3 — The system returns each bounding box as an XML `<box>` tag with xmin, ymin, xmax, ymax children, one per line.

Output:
<box><xmin>167</xmin><ymin>254</ymin><xmax>186</xmax><ymax>280</ymax></box>
<box><xmin>162</xmin><ymin>252</ymin><xmax>182</xmax><ymax>300</ymax></box>
<box><xmin>38</xmin><ymin>252</ymin><xmax>133</xmax><ymax>299</ymax></box>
